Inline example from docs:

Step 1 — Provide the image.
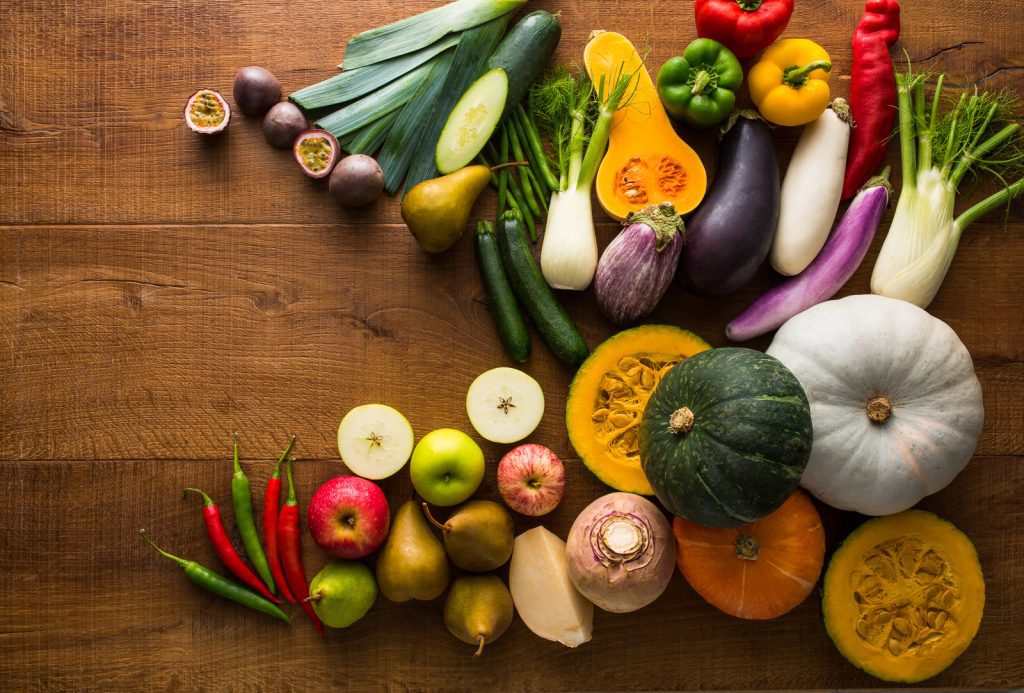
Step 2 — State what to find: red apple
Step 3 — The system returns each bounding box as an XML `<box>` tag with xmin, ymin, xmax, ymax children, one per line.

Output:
<box><xmin>497</xmin><ymin>444</ymin><xmax>566</xmax><ymax>517</ymax></box>
<box><xmin>307</xmin><ymin>476</ymin><xmax>390</xmax><ymax>559</ymax></box>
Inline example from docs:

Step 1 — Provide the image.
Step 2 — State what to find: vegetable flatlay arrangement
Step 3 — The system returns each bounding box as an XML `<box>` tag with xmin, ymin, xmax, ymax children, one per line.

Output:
<box><xmin>162</xmin><ymin>0</ymin><xmax>1024</xmax><ymax>681</ymax></box>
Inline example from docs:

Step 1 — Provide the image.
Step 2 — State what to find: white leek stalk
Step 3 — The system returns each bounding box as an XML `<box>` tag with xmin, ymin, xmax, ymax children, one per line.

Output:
<box><xmin>871</xmin><ymin>72</ymin><xmax>1024</xmax><ymax>308</ymax></box>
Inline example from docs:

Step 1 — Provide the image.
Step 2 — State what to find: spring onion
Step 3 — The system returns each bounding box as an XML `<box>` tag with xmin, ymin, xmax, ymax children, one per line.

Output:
<box><xmin>290</xmin><ymin>36</ymin><xmax>459</xmax><ymax>111</ymax></box>
<box><xmin>342</xmin><ymin>0</ymin><xmax>525</xmax><ymax>71</ymax></box>
<box><xmin>534</xmin><ymin>67</ymin><xmax>637</xmax><ymax>290</ymax></box>
<box><xmin>871</xmin><ymin>68</ymin><xmax>1024</xmax><ymax>308</ymax></box>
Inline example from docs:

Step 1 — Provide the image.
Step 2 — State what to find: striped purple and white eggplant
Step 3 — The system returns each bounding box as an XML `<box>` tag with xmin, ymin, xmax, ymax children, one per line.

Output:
<box><xmin>594</xmin><ymin>202</ymin><xmax>684</xmax><ymax>326</ymax></box>
<box><xmin>726</xmin><ymin>168</ymin><xmax>891</xmax><ymax>342</ymax></box>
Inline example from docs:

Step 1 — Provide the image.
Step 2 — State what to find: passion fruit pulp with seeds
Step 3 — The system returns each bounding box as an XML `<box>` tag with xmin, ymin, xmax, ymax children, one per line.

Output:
<box><xmin>184</xmin><ymin>89</ymin><xmax>230</xmax><ymax>134</ymax></box>
<box><xmin>293</xmin><ymin>129</ymin><xmax>340</xmax><ymax>179</ymax></box>
<box><xmin>263</xmin><ymin>101</ymin><xmax>309</xmax><ymax>149</ymax></box>
<box><xmin>233</xmin><ymin>65</ymin><xmax>281</xmax><ymax>116</ymax></box>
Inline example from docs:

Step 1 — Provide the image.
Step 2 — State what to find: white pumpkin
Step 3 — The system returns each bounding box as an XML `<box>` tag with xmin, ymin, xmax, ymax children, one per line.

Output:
<box><xmin>766</xmin><ymin>295</ymin><xmax>983</xmax><ymax>516</ymax></box>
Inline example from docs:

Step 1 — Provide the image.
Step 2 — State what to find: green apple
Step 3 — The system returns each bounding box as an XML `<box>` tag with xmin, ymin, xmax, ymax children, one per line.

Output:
<box><xmin>410</xmin><ymin>428</ymin><xmax>485</xmax><ymax>506</ymax></box>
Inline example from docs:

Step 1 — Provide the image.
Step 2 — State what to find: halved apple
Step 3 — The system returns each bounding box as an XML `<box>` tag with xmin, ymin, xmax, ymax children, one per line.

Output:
<box><xmin>337</xmin><ymin>404</ymin><xmax>414</xmax><ymax>479</ymax></box>
<box><xmin>465</xmin><ymin>367</ymin><xmax>545</xmax><ymax>444</ymax></box>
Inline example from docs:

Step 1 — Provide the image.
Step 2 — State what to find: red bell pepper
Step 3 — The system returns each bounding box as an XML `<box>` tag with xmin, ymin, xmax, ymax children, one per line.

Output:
<box><xmin>694</xmin><ymin>0</ymin><xmax>795</xmax><ymax>59</ymax></box>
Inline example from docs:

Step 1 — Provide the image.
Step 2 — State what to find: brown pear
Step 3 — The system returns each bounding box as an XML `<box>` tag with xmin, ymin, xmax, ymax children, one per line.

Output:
<box><xmin>376</xmin><ymin>500</ymin><xmax>449</xmax><ymax>602</ymax></box>
<box><xmin>423</xmin><ymin>500</ymin><xmax>514</xmax><ymax>572</ymax></box>
<box><xmin>444</xmin><ymin>574</ymin><xmax>514</xmax><ymax>656</ymax></box>
<box><xmin>400</xmin><ymin>165</ymin><xmax>491</xmax><ymax>253</ymax></box>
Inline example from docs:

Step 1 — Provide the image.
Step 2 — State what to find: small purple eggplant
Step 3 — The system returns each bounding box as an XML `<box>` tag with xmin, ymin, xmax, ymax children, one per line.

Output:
<box><xmin>726</xmin><ymin>168</ymin><xmax>891</xmax><ymax>342</ymax></box>
<box><xmin>594</xmin><ymin>202</ymin><xmax>684</xmax><ymax>325</ymax></box>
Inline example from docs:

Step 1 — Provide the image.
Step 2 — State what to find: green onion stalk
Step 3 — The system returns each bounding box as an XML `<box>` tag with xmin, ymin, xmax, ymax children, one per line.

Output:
<box><xmin>532</xmin><ymin>66</ymin><xmax>638</xmax><ymax>290</ymax></box>
<box><xmin>871</xmin><ymin>67</ymin><xmax>1024</xmax><ymax>308</ymax></box>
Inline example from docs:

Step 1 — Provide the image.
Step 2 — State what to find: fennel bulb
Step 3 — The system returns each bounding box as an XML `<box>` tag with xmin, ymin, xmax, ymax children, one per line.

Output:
<box><xmin>871</xmin><ymin>71</ymin><xmax>1024</xmax><ymax>308</ymax></box>
<box><xmin>541</xmin><ymin>189</ymin><xmax>598</xmax><ymax>290</ymax></box>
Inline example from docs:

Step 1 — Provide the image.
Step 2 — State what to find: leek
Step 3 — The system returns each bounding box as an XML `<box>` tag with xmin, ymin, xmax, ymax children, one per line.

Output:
<box><xmin>315</xmin><ymin>58</ymin><xmax>438</xmax><ymax>139</ymax></box>
<box><xmin>872</xmin><ymin>68</ymin><xmax>1024</xmax><ymax>308</ymax></box>
<box><xmin>342</xmin><ymin>0</ymin><xmax>525</xmax><ymax>71</ymax></box>
<box><xmin>534</xmin><ymin>67</ymin><xmax>637</xmax><ymax>290</ymax></box>
<box><xmin>290</xmin><ymin>36</ymin><xmax>459</xmax><ymax>111</ymax></box>
<box><xmin>339</xmin><ymin>110</ymin><xmax>400</xmax><ymax>156</ymax></box>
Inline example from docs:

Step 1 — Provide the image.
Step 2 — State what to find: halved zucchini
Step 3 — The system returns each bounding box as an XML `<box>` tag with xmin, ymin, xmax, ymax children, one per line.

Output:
<box><xmin>435</xmin><ymin>68</ymin><xmax>508</xmax><ymax>174</ymax></box>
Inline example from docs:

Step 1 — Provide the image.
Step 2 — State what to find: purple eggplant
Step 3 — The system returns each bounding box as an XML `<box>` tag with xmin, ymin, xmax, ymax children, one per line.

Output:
<box><xmin>726</xmin><ymin>169</ymin><xmax>891</xmax><ymax>342</ymax></box>
<box><xmin>680</xmin><ymin>111</ymin><xmax>779</xmax><ymax>295</ymax></box>
<box><xmin>594</xmin><ymin>202</ymin><xmax>684</xmax><ymax>325</ymax></box>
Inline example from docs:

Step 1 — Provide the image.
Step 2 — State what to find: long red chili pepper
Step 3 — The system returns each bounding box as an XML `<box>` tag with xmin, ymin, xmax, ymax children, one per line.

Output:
<box><xmin>278</xmin><ymin>459</ymin><xmax>324</xmax><ymax>635</ymax></box>
<box><xmin>842</xmin><ymin>0</ymin><xmax>901</xmax><ymax>199</ymax></box>
<box><xmin>263</xmin><ymin>436</ymin><xmax>297</xmax><ymax>604</ymax></box>
<box><xmin>183</xmin><ymin>487</ymin><xmax>282</xmax><ymax>605</ymax></box>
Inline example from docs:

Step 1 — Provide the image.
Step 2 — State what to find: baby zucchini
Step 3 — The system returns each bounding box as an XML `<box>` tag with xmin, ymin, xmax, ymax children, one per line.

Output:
<box><xmin>475</xmin><ymin>220</ymin><xmax>531</xmax><ymax>362</ymax></box>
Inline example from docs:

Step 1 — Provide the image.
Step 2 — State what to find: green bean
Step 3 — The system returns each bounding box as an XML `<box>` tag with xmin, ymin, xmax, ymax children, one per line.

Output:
<box><xmin>514</xmin><ymin>104</ymin><xmax>559</xmax><ymax>196</ymax></box>
<box><xmin>504</xmin><ymin>123</ymin><xmax>542</xmax><ymax>218</ymax></box>
<box><xmin>231</xmin><ymin>433</ymin><xmax>275</xmax><ymax>593</ymax></box>
<box><xmin>140</xmin><ymin>530</ymin><xmax>290</xmax><ymax>623</ymax></box>
<box><xmin>498</xmin><ymin>125</ymin><xmax>511</xmax><ymax>215</ymax></box>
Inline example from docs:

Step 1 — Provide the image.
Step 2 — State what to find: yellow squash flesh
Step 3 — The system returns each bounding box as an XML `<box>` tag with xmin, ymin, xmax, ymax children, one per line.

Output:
<box><xmin>565</xmin><ymin>325</ymin><xmax>710</xmax><ymax>494</ymax></box>
<box><xmin>823</xmin><ymin>510</ymin><xmax>984</xmax><ymax>683</ymax></box>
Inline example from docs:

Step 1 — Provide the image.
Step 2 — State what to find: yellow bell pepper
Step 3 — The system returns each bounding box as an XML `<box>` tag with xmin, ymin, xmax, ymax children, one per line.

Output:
<box><xmin>749</xmin><ymin>39</ymin><xmax>832</xmax><ymax>127</ymax></box>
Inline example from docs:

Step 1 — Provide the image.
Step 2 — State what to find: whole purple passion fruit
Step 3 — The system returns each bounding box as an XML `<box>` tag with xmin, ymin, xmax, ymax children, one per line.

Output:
<box><xmin>233</xmin><ymin>66</ymin><xmax>281</xmax><ymax>116</ymax></box>
<box><xmin>293</xmin><ymin>129</ymin><xmax>340</xmax><ymax>179</ymax></box>
<box><xmin>184</xmin><ymin>89</ymin><xmax>230</xmax><ymax>134</ymax></box>
<box><xmin>329</xmin><ymin>155</ymin><xmax>385</xmax><ymax>207</ymax></box>
<box><xmin>263</xmin><ymin>101</ymin><xmax>309</xmax><ymax>149</ymax></box>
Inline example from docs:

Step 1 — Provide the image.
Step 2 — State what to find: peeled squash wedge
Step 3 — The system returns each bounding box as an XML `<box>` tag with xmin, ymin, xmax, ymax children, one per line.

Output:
<box><xmin>566</xmin><ymin>325</ymin><xmax>710</xmax><ymax>494</ymax></box>
<box><xmin>823</xmin><ymin>510</ymin><xmax>984</xmax><ymax>683</ymax></box>
<box><xmin>583</xmin><ymin>31</ymin><xmax>707</xmax><ymax>220</ymax></box>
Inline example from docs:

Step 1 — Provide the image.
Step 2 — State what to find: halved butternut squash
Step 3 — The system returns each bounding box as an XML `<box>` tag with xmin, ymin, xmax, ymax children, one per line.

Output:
<box><xmin>583</xmin><ymin>31</ymin><xmax>708</xmax><ymax>220</ymax></box>
<box><xmin>565</xmin><ymin>325</ymin><xmax>710</xmax><ymax>494</ymax></box>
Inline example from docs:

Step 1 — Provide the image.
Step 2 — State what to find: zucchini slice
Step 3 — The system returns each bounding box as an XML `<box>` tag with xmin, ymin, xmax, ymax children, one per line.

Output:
<box><xmin>435</xmin><ymin>68</ymin><xmax>508</xmax><ymax>174</ymax></box>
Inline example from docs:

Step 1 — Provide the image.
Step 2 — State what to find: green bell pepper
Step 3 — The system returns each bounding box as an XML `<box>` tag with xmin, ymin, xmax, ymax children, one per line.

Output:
<box><xmin>657</xmin><ymin>38</ymin><xmax>743</xmax><ymax>129</ymax></box>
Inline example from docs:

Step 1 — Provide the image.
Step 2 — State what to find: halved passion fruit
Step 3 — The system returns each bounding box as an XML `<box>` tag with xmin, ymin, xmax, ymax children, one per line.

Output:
<box><xmin>293</xmin><ymin>129</ymin><xmax>340</xmax><ymax>179</ymax></box>
<box><xmin>184</xmin><ymin>89</ymin><xmax>230</xmax><ymax>135</ymax></box>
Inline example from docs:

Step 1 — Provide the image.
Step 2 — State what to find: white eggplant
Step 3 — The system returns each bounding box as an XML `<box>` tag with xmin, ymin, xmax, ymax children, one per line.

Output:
<box><xmin>770</xmin><ymin>100</ymin><xmax>852</xmax><ymax>276</ymax></box>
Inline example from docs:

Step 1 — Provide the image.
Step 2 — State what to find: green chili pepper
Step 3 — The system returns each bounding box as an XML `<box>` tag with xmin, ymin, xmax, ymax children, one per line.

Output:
<box><xmin>657</xmin><ymin>38</ymin><xmax>744</xmax><ymax>129</ymax></box>
<box><xmin>140</xmin><ymin>530</ymin><xmax>290</xmax><ymax>623</ymax></box>
<box><xmin>231</xmin><ymin>433</ymin><xmax>275</xmax><ymax>593</ymax></box>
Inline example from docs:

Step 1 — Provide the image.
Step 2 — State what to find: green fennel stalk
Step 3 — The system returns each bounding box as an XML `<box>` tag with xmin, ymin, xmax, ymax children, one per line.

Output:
<box><xmin>872</xmin><ymin>67</ymin><xmax>1024</xmax><ymax>308</ymax></box>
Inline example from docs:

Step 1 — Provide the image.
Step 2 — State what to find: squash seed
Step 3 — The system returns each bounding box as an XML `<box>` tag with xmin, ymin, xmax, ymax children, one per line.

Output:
<box><xmin>934</xmin><ymin>611</ymin><xmax>948</xmax><ymax>629</ymax></box>
<box><xmin>888</xmin><ymin>638</ymin><xmax>903</xmax><ymax>656</ymax></box>
<box><xmin>893</xmin><ymin>617</ymin><xmax>911</xmax><ymax>635</ymax></box>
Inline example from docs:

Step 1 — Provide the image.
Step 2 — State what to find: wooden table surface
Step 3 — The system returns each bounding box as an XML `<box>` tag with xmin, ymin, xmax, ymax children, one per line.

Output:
<box><xmin>2</xmin><ymin>0</ymin><xmax>1022</xmax><ymax>690</ymax></box>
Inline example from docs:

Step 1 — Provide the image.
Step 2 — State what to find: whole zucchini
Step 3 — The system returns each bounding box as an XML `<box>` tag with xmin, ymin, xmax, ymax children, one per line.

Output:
<box><xmin>487</xmin><ymin>11</ymin><xmax>561</xmax><ymax>119</ymax></box>
<box><xmin>679</xmin><ymin>111</ymin><xmax>779</xmax><ymax>295</ymax></box>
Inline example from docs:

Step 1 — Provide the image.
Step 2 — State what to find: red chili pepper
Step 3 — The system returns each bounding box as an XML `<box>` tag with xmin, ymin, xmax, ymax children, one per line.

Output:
<box><xmin>183</xmin><ymin>487</ymin><xmax>282</xmax><ymax>605</ymax></box>
<box><xmin>694</xmin><ymin>0</ymin><xmax>794</xmax><ymax>59</ymax></box>
<box><xmin>264</xmin><ymin>436</ymin><xmax>297</xmax><ymax>604</ymax></box>
<box><xmin>278</xmin><ymin>459</ymin><xmax>324</xmax><ymax>635</ymax></box>
<box><xmin>842</xmin><ymin>0</ymin><xmax>901</xmax><ymax>199</ymax></box>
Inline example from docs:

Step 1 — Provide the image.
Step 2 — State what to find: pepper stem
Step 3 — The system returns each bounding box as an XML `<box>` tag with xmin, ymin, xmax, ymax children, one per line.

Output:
<box><xmin>421</xmin><ymin>503</ymin><xmax>449</xmax><ymax>533</ymax></box>
<box><xmin>272</xmin><ymin>435</ymin><xmax>296</xmax><ymax>478</ymax></box>
<box><xmin>183</xmin><ymin>487</ymin><xmax>215</xmax><ymax>507</ymax></box>
<box><xmin>690</xmin><ymin>69</ymin><xmax>713</xmax><ymax>96</ymax></box>
<box><xmin>232</xmin><ymin>432</ymin><xmax>242</xmax><ymax>475</ymax></box>
<box><xmin>140</xmin><ymin>529</ymin><xmax>188</xmax><ymax>567</ymax></box>
<box><xmin>735</xmin><ymin>0</ymin><xmax>763</xmax><ymax>10</ymax></box>
<box><xmin>285</xmin><ymin>457</ymin><xmax>297</xmax><ymax>505</ymax></box>
<box><xmin>782</xmin><ymin>60</ymin><xmax>832</xmax><ymax>89</ymax></box>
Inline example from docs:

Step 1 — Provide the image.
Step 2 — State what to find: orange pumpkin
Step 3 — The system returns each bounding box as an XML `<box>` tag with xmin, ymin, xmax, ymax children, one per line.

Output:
<box><xmin>673</xmin><ymin>490</ymin><xmax>825</xmax><ymax>620</ymax></box>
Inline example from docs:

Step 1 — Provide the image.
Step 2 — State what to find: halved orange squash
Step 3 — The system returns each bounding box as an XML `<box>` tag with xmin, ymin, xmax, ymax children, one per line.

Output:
<box><xmin>823</xmin><ymin>510</ymin><xmax>985</xmax><ymax>683</ymax></box>
<box><xmin>583</xmin><ymin>31</ymin><xmax>708</xmax><ymax>220</ymax></box>
<box><xmin>565</xmin><ymin>325</ymin><xmax>710</xmax><ymax>494</ymax></box>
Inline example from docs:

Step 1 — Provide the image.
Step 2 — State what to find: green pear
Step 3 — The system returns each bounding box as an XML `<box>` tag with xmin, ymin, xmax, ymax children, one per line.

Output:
<box><xmin>376</xmin><ymin>499</ymin><xmax>450</xmax><ymax>602</ymax></box>
<box><xmin>444</xmin><ymin>574</ymin><xmax>514</xmax><ymax>656</ymax></box>
<box><xmin>400</xmin><ymin>165</ymin><xmax>491</xmax><ymax>253</ymax></box>
<box><xmin>307</xmin><ymin>559</ymin><xmax>377</xmax><ymax>628</ymax></box>
<box><xmin>423</xmin><ymin>500</ymin><xmax>514</xmax><ymax>572</ymax></box>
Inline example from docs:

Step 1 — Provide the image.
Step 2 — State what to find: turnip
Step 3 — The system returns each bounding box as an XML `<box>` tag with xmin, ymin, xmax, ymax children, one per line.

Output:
<box><xmin>565</xmin><ymin>492</ymin><xmax>675</xmax><ymax>613</ymax></box>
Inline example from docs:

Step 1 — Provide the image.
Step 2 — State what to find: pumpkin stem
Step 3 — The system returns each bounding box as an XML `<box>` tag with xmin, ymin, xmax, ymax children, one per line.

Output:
<box><xmin>668</xmin><ymin>407</ymin><xmax>695</xmax><ymax>435</ymax></box>
<box><xmin>866</xmin><ymin>396</ymin><xmax>893</xmax><ymax>424</ymax></box>
<box><xmin>735</xmin><ymin>533</ymin><xmax>760</xmax><ymax>561</ymax></box>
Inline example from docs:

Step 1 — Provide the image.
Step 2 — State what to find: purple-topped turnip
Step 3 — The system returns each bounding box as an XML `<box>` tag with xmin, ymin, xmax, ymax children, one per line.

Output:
<box><xmin>594</xmin><ymin>202</ymin><xmax>684</xmax><ymax>325</ymax></box>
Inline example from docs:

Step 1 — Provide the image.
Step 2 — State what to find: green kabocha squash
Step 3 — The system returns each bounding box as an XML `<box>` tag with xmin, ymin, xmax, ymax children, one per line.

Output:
<box><xmin>638</xmin><ymin>347</ymin><xmax>812</xmax><ymax>527</ymax></box>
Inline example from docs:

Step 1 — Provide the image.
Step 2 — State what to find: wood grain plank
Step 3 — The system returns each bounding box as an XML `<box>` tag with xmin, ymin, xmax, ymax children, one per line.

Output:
<box><xmin>2</xmin><ymin>0</ymin><xmax>1023</xmax><ymax>225</ymax></box>
<box><xmin>0</xmin><ymin>455</ymin><xmax>1020</xmax><ymax>691</ymax></box>
<box><xmin>2</xmin><ymin>223</ymin><xmax>1021</xmax><ymax>462</ymax></box>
